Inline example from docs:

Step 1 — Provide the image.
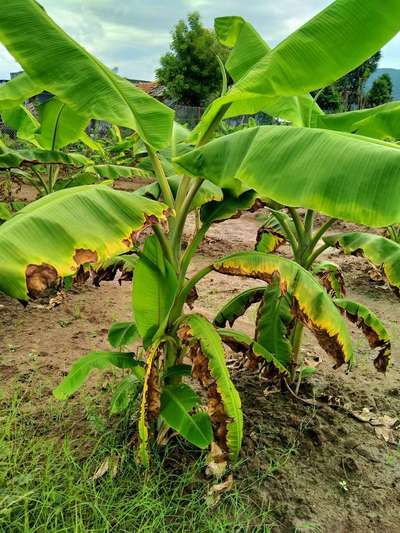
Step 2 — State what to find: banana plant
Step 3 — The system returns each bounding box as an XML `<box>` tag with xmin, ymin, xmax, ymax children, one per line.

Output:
<box><xmin>0</xmin><ymin>0</ymin><xmax>399</xmax><ymax>468</ymax></box>
<box><xmin>0</xmin><ymin>98</ymin><xmax>154</xmax><ymax>196</ymax></box>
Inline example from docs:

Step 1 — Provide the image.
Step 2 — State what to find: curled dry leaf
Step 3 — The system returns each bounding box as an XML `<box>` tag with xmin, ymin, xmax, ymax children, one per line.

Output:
<box><xmin>205</xmin><ymin>473</ymin><xmax>234</xmax><ymax>507</ymax></box>
<box><xmin>26</xmin><ymin>263</ymin><xmax>58</xmax><ymax>298</ymax></box>
<box><xmin>205</xmin><ymin>442</ymin><xmax>228</xmax><ymax>478</ymax></box>
<box><xmin>89</xmin><ymin>455</ymin><xmax>119</xmax><ymax>481</ymax></box>
<box><xmin>351</xmin><ymin>408</ymin><xmax>398</xmax><ymax>444</ymax></box>
<box><xmin>256</xmin><ymin>226</ymin><xmax>286</xmax><ymax>253</ymax></box>
<box><xmin>73</xmin><ymin>248</ymin><xmax>98</xmax><ymax>266</ymax></box>
<box><xmin>178</xmin><ymin>325</ymin><xmax>230</xmax><ymax>457</ymax></box>
<box><xmin>47</xmin><ymin>290</ymin><xmax>67</xmax><ymax>309</ymax></box>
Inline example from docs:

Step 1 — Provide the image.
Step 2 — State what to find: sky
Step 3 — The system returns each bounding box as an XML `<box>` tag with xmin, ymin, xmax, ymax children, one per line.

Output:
<box><xmin>0</xmin><ymin>0</ymin><xmax>399</xmax><ymax>80</ymax></box>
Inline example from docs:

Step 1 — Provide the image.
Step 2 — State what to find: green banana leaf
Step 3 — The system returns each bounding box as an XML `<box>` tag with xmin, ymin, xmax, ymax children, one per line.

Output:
<box><xmin>255</xmin><ymin>280</ymin><xmax>293</xmax><ymax>367</ymax></box>
<box><xmin>133</xmin><ymin>235</ymin><xmax>178</xmax><ymax>346</ymax></box>
<box><xmin>0</xmin><ymin>202</ymin><xmax>12</xmax><ymax>222</ymax></box>
<box><xmin>53</xmin><ymin>351</ymin><xmax>143</xmax><ymax>400</ymax></box>
<box><xmin>110</xmin><ymin>375</ymin><xmax>141</xmax><ymax>415</ymax></box>
<box><xmin>36</xmin><ymin>97</ymin><xmax>90</xmax><ymax>150</ymax></box>
<box><xmin>213</xmin><ymin>286</ymin><xmax>266</xmax><ymax>328</ymax></box>
<box><xmin>0</xmin><ymin>185</ymin><xmax>169</xmax><ymax>300</ymax></box>
<box><xmin>0</xmin><ymin>72</ymin><xmax>41</xmax><ymax>109</ymax></box>
<box><xmin>325</xmin><ymin>232</ymin><xmax>400</xmax><ymax>294</ymax></box>
<box><xmin>90</xmin><ymin>164</ymin><xmax>153</xmax><ymax>180</ymax></box>
<box><xmin>0</xmin><ymin>145</ymin><xmax>90</xmax><ymax>169</ymax></box>
<box><xmin>194</xmin><ymin>1</ymin><xmax>400</xmax><ymax>141</ymax></box>
<box><xmin>108</xmin><ymin>322</ymin><xmax>140</xmax><ymax>348</ymax></box>
<box><xmin>175</xmin><ymin>126</ymin><xmax>400</xmax><ymax>227</ymax></box>
<box><xmin>1</xmin><ymin>105</ymin><xmax>40</xmax><ymax>145</ymax></box>
<box><xmin>215</xmin><ymin>16</ymin><xmax>270</xmax><ymax>81</ymax></box>
<box><xmin>136</xmin><ymin>175</ymin><xmax>223</xmax><ymax>210</ymax></box>
<box><xmin>334</xmin><ymin>298</ymin><xmax>391</xmax><ymax>372</ymax></box>
<box><xmin>314</xmin><ymin>101</ymin><xmax>400</xmax><ymax>141</ymax></box>
<box><xmin>193</xmin><ymin>17</ymin><xmax>322</xmax><ymax>142</ymax></box>
<box><xmin>0</xmin><ymin>0</ymin><xmax>174</xmax><ymax>149</ymax></box>
<box><xmin>160</xmin><ymin>384</ymin><xmax>213</xmax><ymax>449</ymax></box>
<box><xmin>212</xmin><ymin>252</ymin><xmax>354</xmax><ymax>368</ymax></box>
<box><xmin>200</xmin><ymin>190</ymin><xmax>257</xmax><ymax>225</ymax></box>
<box><xmin>178</xmin><ymin>314</ymin><xmax>243</xmax><ymax>460</ymax></box>
<box><xmin>232</xmin><ymin>0</ymin><xmax>400</xmax><ymax>98</ymax></box>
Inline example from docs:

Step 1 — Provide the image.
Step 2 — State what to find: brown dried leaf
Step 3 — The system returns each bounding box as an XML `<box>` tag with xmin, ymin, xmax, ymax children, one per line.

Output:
<box><xmin>26</xmin><ymin>263</ymin><xmax>58</xmax><ymax>298</ymax></box>
<box><xmin>47</xmin><ymin>290</ymin><xmax>67</xmax><ymax>309</ymax></box>
<box><xmin>374</xmin><ymin>425</ymin><xmax>396</xmax><ymax>444</ymax></box>
<box><xmin>205</xmin><ymin>474</ymin><xmax>234</xmax><ymax>507</ymax></box>
<box><xmin>89</xmin><ymin>455</ymin><xmax>119</xmax><ymax>481</ymax></box>
<box><xmin>73</xmin><ymin>248</ymin><xmax>98</xmax><ymax>266</ymax></box>
<box><xmin>205</xmin><ymin>442</ymin><xmax>227</xmax><ymax>478</ymax></box>
<box><xmin>351</xmin><ymin>407</ymin><xmax>373</xmax><ymax>423</ymax></box>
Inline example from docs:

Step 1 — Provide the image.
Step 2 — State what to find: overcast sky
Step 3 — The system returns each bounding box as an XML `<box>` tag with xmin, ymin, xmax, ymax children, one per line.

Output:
<box><xmin>1</xmin><ymin>0</ymin><xmax>399</xmax><ymax>80</ymax></box>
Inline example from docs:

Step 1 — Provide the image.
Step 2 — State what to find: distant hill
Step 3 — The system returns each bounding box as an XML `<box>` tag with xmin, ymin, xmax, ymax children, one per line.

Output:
<box><xmin>366</xmin><ymin>68</ymin><xmax>400</xmax><ymax>100</ymax></box>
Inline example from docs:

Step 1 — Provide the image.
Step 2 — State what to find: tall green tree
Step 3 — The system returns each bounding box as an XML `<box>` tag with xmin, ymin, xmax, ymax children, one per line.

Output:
<box><xmin>366</xmin><ymin>73</ymin><xmax>393</xmax><ymax>108</ymax></box>
<box><xmin>316</xmin><ymin>51</ymin><xmax>381</xmax><ymax>112</ymax></box>
<box><xmin>336</xmin><ymin>51</ymin><xmax>381</xmax><ymax>110</ymax></box>
<box><xmin>156</xmin><ymin>12</ymin><xmax>228</xmax><ymax>106</ymax></box>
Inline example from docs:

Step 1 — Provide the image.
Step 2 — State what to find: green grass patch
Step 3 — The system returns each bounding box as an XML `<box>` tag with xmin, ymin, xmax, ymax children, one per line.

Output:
<box><xmin>0</xmin><ymin>392</ymin><xmax>274</xmax><ymax>532</ymax></box>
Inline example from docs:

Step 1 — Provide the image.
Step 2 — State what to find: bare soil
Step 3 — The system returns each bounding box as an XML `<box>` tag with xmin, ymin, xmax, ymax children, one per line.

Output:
<box><xmin>0</xmin><ymin>206</ymin><xmax>399</xmax><ymax>532</ymax></box>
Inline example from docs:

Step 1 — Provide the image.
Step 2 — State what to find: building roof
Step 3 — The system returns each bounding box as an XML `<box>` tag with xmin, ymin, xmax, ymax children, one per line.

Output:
<box><xmin>134</xmin><ymin>81</ymin><xmax>165</xmax><ymax>98</ymax></box>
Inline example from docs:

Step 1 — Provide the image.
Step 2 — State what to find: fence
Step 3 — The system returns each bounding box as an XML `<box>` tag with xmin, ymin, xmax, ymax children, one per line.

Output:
<box><xmin>172</xmin><ymin>104</ymin><xmax>273</xmax><ymax>129</ymax></box>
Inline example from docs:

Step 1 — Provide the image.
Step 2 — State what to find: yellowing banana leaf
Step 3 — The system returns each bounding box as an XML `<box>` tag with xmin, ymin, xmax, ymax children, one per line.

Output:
<box><xmin>0</xmin><ymin>186</ymin><xmax>169</xmax><ymax>300</ymax></box>
<box><xmin>0</xmin><ymin>0</ymin><xmax>174</xmax><ymax>149</ymax></box>
<box><xmin>175</xmin><ymin>126</ymin><xmax>400</xmax><ymax>227</ymax></box>
<box><xmin>213</xmin><ymin>287</ymin><xmax>266</xmax><ymax>328</ymax></box>
<box><xmin>256</xmin><ymin>226</ymin><xmax>286</xmax><ymax>254</ymax></box>
<box><xmin>138</xmin><ymin>342</ymin><xmax>161</xmax><ymax>467</ymax></box>
<box><xmin>212</xmin><ymin>252</ymin><xmax>353</xmax><ymax>368</ymax></box>
<box><xmin>325</xmin><ymin>232</ymin><xmax>400</xmax><ymax>295</ymax></box>
<box><xmin>178</xmin><ymin>314</ymin><xmax>243</xmax><ymax>460</ymax></box>
<box><xmin>334</xmin><ymin>298</ymin><xmax>391</xmax><ymax>372</ymax></box>
<box><xmin>217</xmin><ymin>328</ymin><xmax>287</xmax><ymax>374</ymax></box>
<box><xmin>312</xmin><ymin>262</ymin><xmax>346</xmax><ymax>298</ymax></box>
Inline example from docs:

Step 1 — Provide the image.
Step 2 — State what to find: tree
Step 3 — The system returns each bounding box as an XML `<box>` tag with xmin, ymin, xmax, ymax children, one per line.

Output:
<box><xmin>335</xmin><ymin>51</ymin><xmax>381</xmax><ymax>110</ymax></box>
<box><xmin>316</xmin><ymin>52</ymin><xmax>381</xmax><ymax>112</ymax></box>
<box><xmin>315</xmin><ymin>85</ymin><xmax>342</xmax><ymax>113</ymax></box>
<box><xmin>156</xmin><ymin>12</ymin><xmax>229</xmax><ymax>106</ymax></box>
<box><xmin>366</xmin><ymin>73</ymin><xmax>393</xmax><ymax>108</ymax></box>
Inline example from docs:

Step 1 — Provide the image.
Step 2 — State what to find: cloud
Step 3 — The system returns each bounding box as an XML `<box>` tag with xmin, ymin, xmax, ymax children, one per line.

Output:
<box><xmin>0</xmin><ymin>0</ymin><xmax>398</xmax><ymax>81</ymax></box>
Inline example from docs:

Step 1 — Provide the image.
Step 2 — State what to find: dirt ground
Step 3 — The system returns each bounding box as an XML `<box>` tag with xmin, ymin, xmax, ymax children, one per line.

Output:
<box><xmin>0</xmin><ymin>200</ymin><xmax>399</xmax><ymax>532</ymax></box>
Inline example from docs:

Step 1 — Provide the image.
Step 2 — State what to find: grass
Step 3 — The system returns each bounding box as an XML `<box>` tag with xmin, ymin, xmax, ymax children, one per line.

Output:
<box><xmin>0</xmin><ymin>389</ymin><xmax>276</xmax><ymax>532</ymax></box>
